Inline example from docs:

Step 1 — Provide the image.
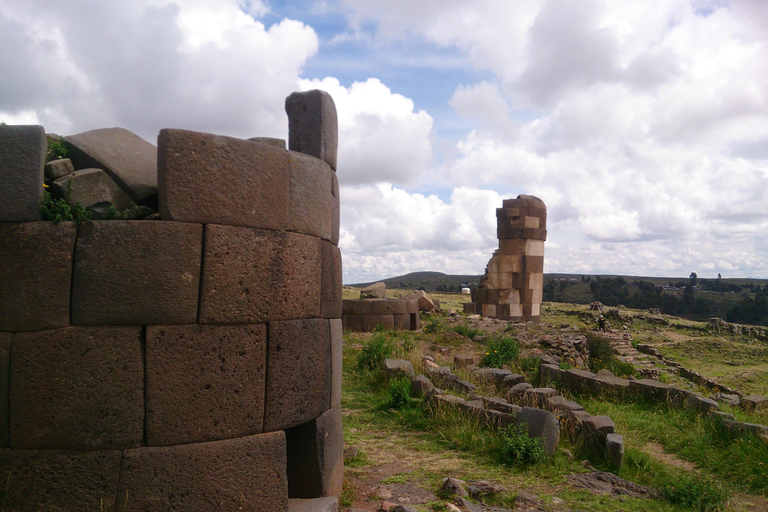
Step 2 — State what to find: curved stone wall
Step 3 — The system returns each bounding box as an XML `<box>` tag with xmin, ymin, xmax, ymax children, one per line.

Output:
<box><xmin>0</xmin><ymin>91</ymin><xmax>343</xmax><ymax>511</ymax></box>
<box><xmin>341</xmin><ymin>299</ymin><xmax>420</xmax><ymax>332</ymax></box>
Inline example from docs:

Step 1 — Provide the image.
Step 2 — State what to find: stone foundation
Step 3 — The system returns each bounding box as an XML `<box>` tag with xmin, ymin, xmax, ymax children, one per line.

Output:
<box><xmin>0</xmin><ymin>90</ymin><xmax>342</xmax><ymax>511</ymax></box>
<box><xmin>341</xmin><ymin>299</ymin><xmax>420</xmax><ymax>332</ymax></box>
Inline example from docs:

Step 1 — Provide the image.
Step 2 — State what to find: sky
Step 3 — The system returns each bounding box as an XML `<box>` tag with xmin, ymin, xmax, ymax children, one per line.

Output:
<box><xmin>2</xmin><ymin>0</ymin><xmax>768</xmax><ymax>284</ymax></box>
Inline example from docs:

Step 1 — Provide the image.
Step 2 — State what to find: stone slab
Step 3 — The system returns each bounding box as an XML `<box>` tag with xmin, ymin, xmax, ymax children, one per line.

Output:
<box><xmin>64</xmin><ymin>127</ymin><xmax>157</xmax><ymax>203</ymax></box>
<box><xmin>539</xmin><ymin>364</ymin><xmax>564</xmax><ymax>387</ymax></box>
<box><xmin>330</xmin><ymin>319</ymin><xmax>343</xmax><ymax>408</ymax></box>
<box><xmin>0</xmin><ymin>448</ymin><xmax>122</xmax><ymax>511</ymax></box>
<box><xmin>579</xmin><ymin>415</ymin><xmax>615</xmax><ymax>453</ymax></box>
<box><xmin>158</xmin><ymin>129</ymin><xmax>290</xmax><ymax>229</ymax></box>
<box><xmin>321</xmin><ymin>242</ymin><xmax>342</xmax><ymax>318</ymax></box>
<box><xmin>289</xmin><ymin>497</ymin><xmax>339</xmax><ymax>512</ymax></box>
<box><xmin>0</xmin><ymin>333</ymin><xmax>10</xmax><ymax>447</ymax></box>
<box><xmin>145</xmin><ymin>324</ymin><xmax>267</xmax><ymax>446</ymax></box>
<box><xmin>363</xmin><ymin>314</ymin><xmax>394</xmax><ymax>332</ymax></box>
<box><xmin>342</xmin><ymin>299</ymin><xmax>372</xmax><ymax>315</ymax></box>
<box><xmin>287</xmin><ymin>150</ymin><xmax>336</xmax><ymax>241</ymax></box>
<box><xmin>264</xmin><ymin>319</ymin><xmax>331</xmax><ymax>431</ymax></box>
<box><xmin>0</xmin><ymin>221</ymin><xmax>76</xmax><ymax>331</ymax></box>
<box><xmin>685</xmin><ymin>393</ymin><xmax>719</xmax><ymax>414</ymax></box>
<box><xmin>286</xmin><ymin>405</ymin><xmax>343</xmax><ymax>499</ymax></box>
<box><xmin>44</xmin><ymin>157</ymin><xmax>75</xmax><ymax>180</ymax></box>
<box><xmin>72</xmin><ymin>221</ymin><xmax>202</xmax><ymax>325</ymax></box>
<box><xmin>51</xmin><ymin>168</ymin><xmax>136</xmax><ymax>211</ymax></box>
<box><xmin>629</xmin><ymin>379</ymin><xmax>671</xmax><ymax>402</ymax></box>
<box><xmin>606</xmin><ymin>433</ymin><xmax>624</xmax><ymax>471</ymax></box>
<box><xmin>516</xmin><ymin>406</ymin><xmax>559</xmax><ymax>455</ymax></box>
<box><xmin>200</xmin><ymin>225</ymin><xmax>321</xmax><ymax>323</ymax></box>
<box><xmin>563</xmin><ymin>369</ymin><xmax>597</xmax><ymax>393</ymax></box>
<box><xmin>393</xmin><ymin>313</ymin><xmax>411</xmax><ymax>330</ymax></box>
<box><xmin>116</xmin><ymin>432</ymin><xmax>288</xmax><ymax>512</ymax></box>
<box><xmin>0</xmin><ymin>125</ymin><xmax>45</xmax><ymax>221</ymax></box>
<box><xmin>10</xmin><ymin>326</ymin><xmax>143</xmax><ymax>449</ymax></box>
<box><xmin>371</xmin><ymin>299</ymin><xmax>408</xmax><ymax>315</ymax></box>
<box><xmin>286</xmin><ymin>89</ymin><xmax>338</xmax><ymax>170</ymax></box>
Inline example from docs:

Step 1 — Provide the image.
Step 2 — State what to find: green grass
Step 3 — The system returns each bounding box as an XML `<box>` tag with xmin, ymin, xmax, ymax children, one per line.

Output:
<box><xmin>479</xmin><ymin>336</ymin><xmax>521</xmax><ymax>368</ymax></box>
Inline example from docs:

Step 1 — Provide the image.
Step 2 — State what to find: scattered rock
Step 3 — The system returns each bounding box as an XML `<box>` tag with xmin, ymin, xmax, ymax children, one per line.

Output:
<box><xmin>439</xmin><ymin>477</ymin><xmax>468</xmax><ymax>498</ymax></box>
<box><xmin>567</xmin><ymin>471</ymin><xmax>660</xmax><ymax>499</ymax></box>
<box><xmin>360</xmin><ymin>282</ymin><xmax>386</xmax><ymax>299</ymax></box>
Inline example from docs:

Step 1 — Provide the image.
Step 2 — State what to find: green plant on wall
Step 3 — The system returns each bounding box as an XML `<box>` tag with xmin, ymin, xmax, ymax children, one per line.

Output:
<box><xmin>46</xmin><ymin>136</ymin><xmax>68</xmax><ymax>162</ymax></box>
<box><xmin>40</xmin><ymin>180</ymin><xmax>91</xmax><ymax>225</ymax></box>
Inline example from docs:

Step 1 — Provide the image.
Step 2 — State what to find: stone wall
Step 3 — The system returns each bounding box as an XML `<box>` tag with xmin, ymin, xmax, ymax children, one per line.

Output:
<box><xmin>0</xmin><ymin>90</ymin><xmax>342</xmax><ymax>511</ymax></box>
<box><xmin>342</xmin><ymin>299</ymin><xmax>420</xmax><ymax>332</ymax></box>
<box><xmin>465</xmin><ymin>195</ymin><xmax>547</xmax><ymax>322</ymax></box>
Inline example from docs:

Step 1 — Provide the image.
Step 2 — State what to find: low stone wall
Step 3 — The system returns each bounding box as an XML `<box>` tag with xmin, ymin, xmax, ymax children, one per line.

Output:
<box><xmin>0</xmin><ymin>91</ymin><xmax>343</xmax><ymax>511</ymax></box>
<box><xmin>342</xmin><ymin>299</ymin><xmax>420</xmax><ymax>332</ymax></box>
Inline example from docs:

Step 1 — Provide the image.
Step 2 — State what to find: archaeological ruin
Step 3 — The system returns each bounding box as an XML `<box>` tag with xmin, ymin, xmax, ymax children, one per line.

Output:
<box><xmin>0</xmin><ymin>90</ymin><xmax>342</xmax><ymax>511</ymax></box>
<box><xmin>465</xmin><ymin>195</ymin><xmax>547</xmax><ymax>322</ymax></box>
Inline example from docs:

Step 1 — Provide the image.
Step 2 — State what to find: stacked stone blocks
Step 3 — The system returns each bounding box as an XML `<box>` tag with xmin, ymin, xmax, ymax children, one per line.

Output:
<box><xmin>466</xmin><ymin>195</ymin><xmax>547</xmax><ymax>321</ymax></box>
<box><xmin>0</xmin><ymin>90</ymin><xmax>342</xmax><ymax>511</ymax></box>
<box><xmin>341</xmin><ymin>298</ymin><xmax>421</xmax><ymax>332</ymax></box>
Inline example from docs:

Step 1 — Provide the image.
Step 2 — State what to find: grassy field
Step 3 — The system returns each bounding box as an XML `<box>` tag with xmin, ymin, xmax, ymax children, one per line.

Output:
<box><xmin>340</xmin><ymin>291</ymin><xmax>768</xmax><ymax>511</ymax></box>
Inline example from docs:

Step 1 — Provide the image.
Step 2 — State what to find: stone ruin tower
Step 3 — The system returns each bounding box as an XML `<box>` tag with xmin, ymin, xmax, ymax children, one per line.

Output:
<box><xmin>0</xmin><ymin>90</ymin><xmax>342</xmax><ymax>511</ymax></box>
<box><xmin>465</xmin><ymin>195</ymin><xmax>547</xmax><ymax>322</ymax></box>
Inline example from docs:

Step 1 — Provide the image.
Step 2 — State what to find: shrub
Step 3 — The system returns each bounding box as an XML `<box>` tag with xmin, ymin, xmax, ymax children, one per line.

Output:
<box><xmin>519</xmin><ymin>355</ymin><xmax>541</xmax><ymax>382</ymax></box>
<box><xmin>480</xmin><ymin>337</ymin><xmax>520</xmax><ymax>368</ymax></box>
<box><xmin>452</xmin><ymin>323</ymin><xmax>481</xmax><ymax>340</ymax></box>
<box><xmin>40</xmin><ymin>184</ymin><xmax>92</xmax><ymax>225</ymax></box>
<box><xmin>585</xmin><ymin>331</ymin><xmax>637</xmax><ymax>378</ymax></box>
<box><xmin>386</xmin><ymin>377</ymin><xmax>412</xmax><ymax>409</ymax></box>
<box><xmin>661</xmin><ymin>475</ymin><xmax>729</xmax><ymax>511</ymax></box>
<box><xmin>357</xmin><ymin>333</ymin><xmax>393</xmax><ymax>371</ymax></box>
<box><xmin>46</xmin><ymin>136</ymin><xmax>68</xmax><ymax>162</ymax></box>
<box><xmin>499</xmin><ymin>424</ymin><xmax>545</xmax><ymax>465</ymax></box>
<box><xmin>423</xmin><ymin>316</ymin><xmax>444</xmax><ymax>334</ymax></box>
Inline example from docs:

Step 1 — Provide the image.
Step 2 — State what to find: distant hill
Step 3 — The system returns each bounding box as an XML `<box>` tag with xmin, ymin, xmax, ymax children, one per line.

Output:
<box><xmin>349</xmin><ymin>271</ymin><xmax>482</xmax><ymax>290</ymax></box>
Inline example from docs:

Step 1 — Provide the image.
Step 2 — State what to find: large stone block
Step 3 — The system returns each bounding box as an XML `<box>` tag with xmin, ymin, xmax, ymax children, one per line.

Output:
<box><xmin>289</xmin><ymin>497</ymin><xmax>339</xmax><ymax>512</ymax></box>
<box><xmin>44</xmin><ymin>157</ymin><xmax>75</xmax><ymax>180</ymax></box>
<box><xmin>0</xmin><ymin>125</ymin><xmax>45</xmax><ymax>221</ymax></box>
<box><xmin>64</xmin><ymin>127</ymin><xmax>157</xmax><ymax>203</ymax></box>
<box><xmin>10</xmin><ymin>326</ymin><xmax>143</xmax><ymax>449</ymax></box>
<box><xmin>0</xmin><ymin>221</ymin><xmax>76</xmax><ymax>331</ymax></box>
<box><xmin>579</xmin><ymin>415</ymin><xmax>615</xmax><ymax>453</ymax></box>
<box><xmin>286</xmin><ymin>90</ymin><xmax>338</xmax><ymax>171</ymax></box>
<box><xmin>116</xmin><ymin>432</ymin><xmax>288</xmax><ymax>512</ymax></box>
<box><xmin>158</xmin><ymin>129</ymin><xmax>290</xmax><ymax>229</ymax></box>
<box><xmin>200</xmin><ymin>225</ymin><xmax>321</xmax><ymax>323</ymax></box>
<box><xmin>264</xmin><ymin>319</ymin><xmax>331</xmax><ymax>431</ymax></box>
<box><xmin>51</xmin><ymin>168</ymin><xmax>136</xmax><ymax>211</ymax></box>
<box><xmin>0</xmin><ymin>448</ymin><xmax>122</xmax><ymax>511</ymax></box>
<box><xmin>516</xmin><ymin>407</ymin><xmax>559</xmax><ymax>455</ymax></box>
<box><xmin>71</xmin><ymin>221</ymin><xmax>202</xmax><ymax>325</ymax></box>
<box><xmin>321</xmin><ymin>242</ymin><xmax>342</xmax><ymax>319</ymax></box>
<box><xmin>330</xmin><ymin>319</ymin><xmax>343</xmax><ymax>408</ymax></box>
<box><xmin>342</xmin><ymin>299</ymin><xmax>371</xmax><ymax>315</ymax></box>
<box><xmin>287</xmin><ymin>151</ymin><xmax>337</xmax><ymax>241</ymax></box>
<box><xmin>563</xmin><ymin>369</ymin><xmax>596</xmax><ymax>393</ymax></box>
<box><xmin>363</xmin><ymin>314</ymin><xmax>394</xmax><ymax>332</ymax></box>
<box><xmin>286</xmin><ymin>405</ymin><xmax>343</xmax><ymax>499</ymax></box>
<box><xmin>145</xmin><ymin>324</ymin><xmax>267</xmax><ymax>446</ymax></box>
<box><xmin>629</xmin><ymin>379</ymin><xmax>671</xmax><ymax>403</ymax></box>
<box><xmin>370</xmin><ymin>300</ymin><xmax>407</xmax><ymax>315</ymax></box>
<box><xmin>0</xmin><ymin>333</ymin><xmax>10</xmax><ymax>447</ymax></box>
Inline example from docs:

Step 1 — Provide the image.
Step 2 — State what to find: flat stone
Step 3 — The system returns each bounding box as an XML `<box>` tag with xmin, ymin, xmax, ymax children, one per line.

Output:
<box><xmin>430</xmin><ymin>394</ymin><xmax>466</xmax><ymax>407</ymax></box>
<box><xmin>0</xmin><ymin>448</ymin><xmax>122</xmax><ymax>511</ymax></box>
<box><xmin>579</xmin><ymin>415</ymin><xmax>616</xmax><ymax>453</ymax></box>
<box><xmin>501</xmin><ymin>373</ymin><xmax>526</xmax><ymax>388</ymax></box>
<box><xmin>264</xmin><ymin>319</ymin><xmax>331</xmax><ymax>431</ymax></box>
<box><xmin>0</xmin><ymin>221</ymin><xmax>76</xmax><ymax>331</ymax></box>
<box><xmin>145</xmin><ymin>324</ymin><xmax>267</xmax><ymax>446</ymax></box>
<box><xmin>286</xmin><ymin>89</ymin><xmax>338</xmax><ymax>170</ymax></box>
<box><xmin>629</xmin><ymin>378</ymin><xmax>671</xmax><ymax>402</ymax></box>
<box><xmin>117</xmin><ymin>432</ymin><xmax>288</xmax><ymax>512</ymax></box>
<box><xmin>286</xmin><ymin>405</ymin><xmax>343</xmax><ymax>499</ymax></box>
<box><xmin>539</xmin><ymin>364</ymin><xmax>564</xmax><ymax>386</ymax></box>
<box><xmin>321</xmin><ymin>242</ymin><xmax>343</xmax><ymax>318</ymax></box>
<box><xmin>289</xmin><ymin>497</ymin><xmax>339</xmax><ymax>512</ymax></box>
<box><xmin>0</xmin><ymin>333</ymin><xmax>10</xmax><ymax>447</ymax></box>
<box><xmin>360</xmin><ymin>282</ymin><xmax>386</xmax><ymax>299</ymax></box>
<box><xmin>0</xmin><ymin>124</ymin><xmax>45</xmax><ymax>221</ymax></box>
<box><xmin>71</xmin><ymin>221</ymin><xmax>202</xmax><ymax>325</ymax></box>
<box><xmin>51</xmin><ymin>168</ymin><xmax>136</xmax><ymax>211</ymax></box>
<box><xmin>685</xmin><ymin>393</ymin><xmax>719</xmax><ymax>414</ymax></box>
<box><xmin>563</xmin><ymin>369</ymin><xmax>597</xmax><ymax>393</ymax></box>
<box><xmin>592</xmin><ymin>373</ymin><xmax>631</xmax><ymax>395</ymax></box>
<box><xmin>742</xmin><ymin>395</ymin><xmax>768</xmax><ymax>411</ymax></box>
<box><xmin>455</xmin><ymin>497</ymin><xmax>483</xmax><ymax>512</ymax></box>
<box><xmin>545</xmin><ymin>395</ymin><xmax>584</xmax><ymax>414</ymax></box>
<box><xmin>516</xmin><ymin>406</ymin><xmax>560</xmax><ymax>455</ymax></box>
<box><xmin>449</xmin><ymin>379</ymin><xmax>476</xmax><ymax>394</ymax></box>
<box><xmin>330</xmin><ymin>319</ymin><xmax>343</xmax><ymax>408</ymax></box>
<box><xmin>410</xmin><ymin>375</ymin><xmax>434</xmax><ymax>396</ymax></box>
<box><xmin>64</xmin><ymin>127</ymin><xmax>157</xmax><ymax>203</ymax></box>
<box><xmin>10</xmin><ymin>326</ymin><xmax>143</xmax><ymax>449</ymax></box>
<box><xmin>44</xmin><ymin>157</ymin><xmax>75</xmax><ymax>180</ymax></box>
<box><xmin>371</xmin><ymin>299</ymin><xmax>408</xmax><ymax>315</ymax></box>
<box><xmin>384</xmin><ymin>358</ymin><xmax>415</xmax><ymax>379</ymax></box>
<box><xmin>158</xmin><ymin>128</ymin><xmax>289</xmax><ymax>229</ymax></box>
<box><xmin>342</xmin><ymin>299</ymin><xmax>372</xmax><ymax>315</ymax></box>
<box><xmin>526</xmin><ymin>387</ymin><xmax>559</xmax><ymax>407</ymax></box>
<box><xmin>507</xmin><ymin>382</ymin><xmax>533</xmax><ymax>403</ymax></box>
<box><xmin>199</xmin><ymin>225</ymin><xmax>321</xmax><ymax>323</ymax></box>
<box><xmin>287</xmin><ymin>150</ymin><xmax>337</xmax><ymax>241</ymax></box>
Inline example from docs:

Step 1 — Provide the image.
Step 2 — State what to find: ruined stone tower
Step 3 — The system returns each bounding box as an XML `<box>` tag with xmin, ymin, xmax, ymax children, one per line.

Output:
<box><xmin>0</xmin><ymin>90</ymin><xmax>342</xmax><ymax>511</ymax></box>
<box><xmin>465</xmin><ymin>195</ymin><xmax>547</xmax><ymax>322</ymax></box>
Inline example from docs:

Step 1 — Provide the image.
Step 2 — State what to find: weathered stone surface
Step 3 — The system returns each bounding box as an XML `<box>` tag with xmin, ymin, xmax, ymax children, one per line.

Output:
<box><xmin>567</xmin><ymin>471</ymin><xmax>659</xmax><ymax>499</ymax></box>
<box><xmin>629</xmin><ymin>378</ymin><xmax>670</xmax><ymax>402</ymax></box>
<box><xmin>0</xmin><ymin>125</ymin><xmax>45</xmax><ymax>221</ymax></box>
<box><xmin>200</xmin><ymin>225</ymin><xmax>321</xmax><ymax>323</ymax></box>
<box><xmin>286</xmin><ymin>89</ymin><xmax>338</xmax><ymax>170</ymax></box>
<box><xmin>287</xmin><ymin>151</ymin><xmax>337</xmax><ymax>241</ymax></box>
<box><xmin>384</xmin><ymin>358</ymin><xmax>415</xmax><ymax>379</ymax></box>
<box><xmin>10</xmin><ymin>326</ymin><xmax>143</xmax><ymax>449</ymax></box>
<box><xmin>158</xmin><ymin>129</ymin><xmax>290</xmax><ymax>228</ymax></box>
<box><xmin>0</xmin><ymin>221</ymin><xmax>76</xmax><ymax>331</ymax></box>
<box><xmin>371</xmin><ymin>299</ymin><xmax>408</xmax><ymax>315</ymax></box>
<box><xmin>64</xmin><ymin>127</ymin><xmax>157</xmax><ymax>203</ymax></box>
<box><xmin>430</xmin><ymin>394</ymin><xmax>466</xmax><ymax>407</ymax></box>
<box><xmin>145</xmin><ymin>324</ymin><xmax>267</xmax><ymax>446</ymax></box>
<box><xmin>592</xmin><ymin>373</ymin><xmax>631</xmax><ymax>395</ymax></box>
<box><xmin>526</xmin><ymin>387</ymin><xmax>559</xmax><ymax>407</ymax></box>
<box><xmin>116</xmin><ymin>432</ymin><xmax>288</xmax><ymax>512</ymax></box>
<box><xmin>606</xmin><ymin>433</ymin><xmax>624</xmax><ymax>471</ymax></box>
<box><xmin>249</xmin><ymin>136</ymin><xmax>286</xmax><ymax>149</ymax></box>
<box><xmin>449</xmin><ymin>379</ymin><xmax>477</xmax><ymax>394</ymax></box>
<box><xmin>685</xmin><ymin>393</ymin><xmax>719</xmax><ymax>414</ymax></box>
<box><xmin>286</xmin><ymin>405</ymin><xmax>343</xmax><ymax>499</ymax></box>
<box><xmin>742</xmin><ymin>395</ymin><xmax>768</xmax><ymax>411</ymax></box>
<box><xmin>0</xmin><ymin>333</ymin><xmax>10</xmax><ymax>447</ymax></box>
<box><xmin>516</xmin><ymin>406</ymin><xmax>560</xmax><ymax>455</ymax></box>
<box><xmin>289</xmin><ymin>497</ymin><xmax>339</xmax><ymax>512</ymax></box>
<box><xmin>502</xmin><ymin>373</ymin><xmax>526</xmax><ymax>388</ymax></box>
<box><xmin>440</xmin><ymin>477</ymin><xmax>468</xmax><ymax>497</ymax></box>
<box><xmin>579</xmin><ymin>415</ymin><xmax>615</xmax><ymax>453</ymax></box>
<box><xmin>411</xmin><ymin>374</ymin><xmax>434</xmax><ymax>396</ymax></box>
<box><xmin>363</xmin><ymin>314</ymin><xmax>394</xmax><ymax>332</ymax></box>
<box><xmin>44</xmin><ymin>157</ymin><xmax>75</xmax><ymax>180</ymax></box>
<box><xmin>330</xmin><ymin>319</ymin><xmax>343</xmax><ymax>408</ymax></box>
<box><xmin>563</xmin><ymin>369</ymin><xmax>597</xmax><ymax>393</ymax></box>
<box><xmin>539</xmin><ymin>364</ymin><xmax>564</xmax><ymax>386</ymax></box>
<box><xmin>360</xmin><ymin>282</ymin><xmax>386</xmax><ymax>299</ymax></box>
<box><xmin>321</xmin><ymin>242</ymin><xmax>343</xmax><ymax>319</ymax></box>
<box><xmin>545</xmin><ymin>395</ymin><xmax>584</xmax><ymax>414</ymax></box>
<box><xmin>393</xmin><ymin>313</ymin><xmax>412</xmax><ymax>330</ymax></box>
<box><xmin>72</xmin><ymin>221</ymin><xmax>202</xmax><ymax>325</ymax></box>
<box><xmin>51</xmin><ymin>168</ymin><xmax>136</xmax><ymax>211</ymax></box>
<box><xmin>507</xmin><ymin>382</ymin><xmax>533</xmax><ymax>402</ymax></box>
<box><xmin>342</xmin><ymin>299</ymin><xmax>371</xmax><ymax>315</ymax></box>
<box><xmin>0</xmin><ymin>448</ymin><xmax>122</xmax><ymax>511</ymax></box>
<box><xmin>264</xmin><ymin>319</ymin><xmax>330</xmax><ymax>431</ymax></box>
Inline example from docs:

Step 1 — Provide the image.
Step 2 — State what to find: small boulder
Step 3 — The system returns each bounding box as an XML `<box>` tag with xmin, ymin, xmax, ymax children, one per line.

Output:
<box><xmin>410</xmin><ymin>375</ymin><xmax>434</xmax><ymax>396</ymax></box>
<box><xmin>384</xmin><ymin>358</ymin><xmax>415</xmax><ymax>379</ymax></box>
<box><xmin>360</xmin><ymin>282</ymin><xmax>386</xmax><ymax>299</ymax></box>
<box><xmin>439</xmin><ymin>477</ymin><xmax>468</xmax><ymax>498</ymax></box>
